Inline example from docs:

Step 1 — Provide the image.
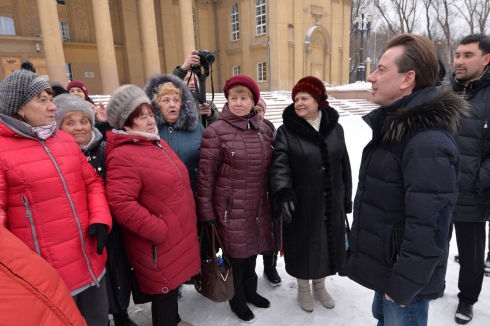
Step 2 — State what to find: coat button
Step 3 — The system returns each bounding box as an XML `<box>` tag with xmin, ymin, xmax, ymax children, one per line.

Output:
<box><xmin>323</xmin><ymin>215</ymin><xmax>328</xmax><ymax>220</ymax></box>
<box><xmin>323</xmin><ymin>192</ymin><xmax>327</xmax><ymax>196</ymax></box>
<box><xmin>92</xmin><ymin>156</ymin><xmax>96</xmax><ymax>159</ymax></box>
<box><xmin>98</xmin><ymin>167</ymin><xmax>102</xmax><ymax>171</ymax></box>
<box><xmin>162</xmin><ymin>287</ymin><xmax>169</xmax><ymax>294</ymax></box>
<box><xmin>321</xmin><ymin>166</ymin><xmax>325</xmax><ymax>170</ymax></box>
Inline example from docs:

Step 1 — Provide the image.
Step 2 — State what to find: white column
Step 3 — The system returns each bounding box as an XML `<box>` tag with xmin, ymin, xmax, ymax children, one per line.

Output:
<box><xmin>139</xmin><ymin>0</ymin><xmax>161</xmax><ymax>79</ymax></box>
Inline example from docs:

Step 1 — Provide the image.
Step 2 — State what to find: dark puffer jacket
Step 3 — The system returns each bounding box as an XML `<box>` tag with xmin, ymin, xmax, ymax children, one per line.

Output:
<box><xmin>144</xmin><ymin>74</ymin><xmax>204</xmax><ymax>193</ymax></box>
<box><xmin>197</xmin><ymin>105</ymin><xmax>274</xmax><ymax>258</ymax></box>
<box><xmin>448</xmin><ymin>67</ymin><xmax>490</xmax><ymax>222</ymax></box>
<box><xmin>345</xmin><ymin>87</ymin><xmax>468</xmax><ymax>306</ymax></box>
<box><xmin>270</xmin><ymin>104</ymin><xmax>352</xmax><ymax>279</ymax></box>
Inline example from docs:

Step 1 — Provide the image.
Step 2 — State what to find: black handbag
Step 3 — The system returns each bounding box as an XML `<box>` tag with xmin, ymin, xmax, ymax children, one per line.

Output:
<box><xmin>194</xmin><ymin>224</ymin><xmax>235</xmax><ymax>302</ymax></box>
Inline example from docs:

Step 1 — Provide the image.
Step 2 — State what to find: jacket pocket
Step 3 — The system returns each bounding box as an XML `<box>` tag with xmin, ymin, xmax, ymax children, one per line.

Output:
<box><xmin>222</xmin><ymin>189</ymin><xmax>234</xmax><ymax>223</ymax></box>
<box><xmin>390</xmin><ymin>224</ymin><xmax>404</xmax><ymax>264</ymax></box>
<box><xmin>21</xmin><ymin>196</ymin><xmax>41</xmax><ymax>255</ymax></box>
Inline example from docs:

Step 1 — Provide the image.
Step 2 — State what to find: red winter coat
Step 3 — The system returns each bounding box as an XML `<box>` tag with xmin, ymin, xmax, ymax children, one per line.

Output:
<box><xmin>197</xmin><ymin>106</ymin><xmax>274</xmax><ymax>258</ymax></box>
<box><xmin>0</xmin><ymin>225</ymin><xmax>87</xmax><ymax>326</ymax></box>
<box><xmin>105</xmin><ymin>131</ymin><xmax>200</xmax><ymax>294</ymax></box>
<box><xmin>0</xmin><ymin>116</ymin><xmax>111</xmax><ymax>294</ymax></box>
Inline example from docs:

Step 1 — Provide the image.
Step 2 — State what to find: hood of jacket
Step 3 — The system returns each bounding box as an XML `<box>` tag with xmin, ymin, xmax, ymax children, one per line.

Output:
<box><xmin>105</xmin><ymin>129</ymin><xmax>159</xmax><ymax>157</ymax></box>
<box><xmin>282</xmin><ymin>102</ymin><xmax>339</xmax><ymax>140</ymax></box>
<box><xmin>365</xmin><ymin>87</ymin><xmax>469</xmax><ymax>143</ymax></box>
<box><xmin>143</xmin><ymin>74</ymin><xmax>199</xmax><ymax>131</ymax></box>
<box><xmin>83</xmin><ymin>127</ymin><xmax>104</xmax><ymax>152</ymax></box>
<box><xmin>0</xmin><ymin>113</ymin><xmax>43</xmax><ymax>139</ymax></box>
<box><xmin>449</xmin><ymin>66</ymin><xmax>490</xmax><ymax>100</ymax></box>
<box><xmin>219</xmin><ymin>104</ymin><xmax>261</xmax><ymax>130</ymax></box>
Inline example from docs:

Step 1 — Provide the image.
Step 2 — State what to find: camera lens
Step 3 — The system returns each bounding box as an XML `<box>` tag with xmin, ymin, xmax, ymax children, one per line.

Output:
<box><xmin>197</xmin><ymin>50</ymin><xmax>215</xmax><ymax>65</ymax></box>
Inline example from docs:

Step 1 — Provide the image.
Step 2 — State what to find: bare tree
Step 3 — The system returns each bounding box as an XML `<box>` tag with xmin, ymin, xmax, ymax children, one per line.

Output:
<box><xmin>475</xmin><ymin>0</ymin><xmax>490</xmax><ymax>33</ymax></box>
<box><xmin>373</xmin><ymin>0</ymin><xmax>418</xmax><ymax>34</ymax></box>
<box><xmin>457</xmin><ymin>0</ymin><xmax>477</xmax><ymax>33</ymax></box>
<box><xmin>421</xmin><ymin>0</ymin><xmax>435</xmax><ymax>40</ymax></box>
<box><xmin>432</xmin><ymin>0</ymin><xmax>458</xmax><ymax>67</ymax></box>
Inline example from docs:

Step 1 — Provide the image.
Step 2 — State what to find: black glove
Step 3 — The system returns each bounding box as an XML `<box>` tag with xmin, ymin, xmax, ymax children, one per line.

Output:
<box><xmin>205</xmin><ymin>219</ymin><xmax>218</xmax><ymax>229</ymax></box>
<box><xmin>88</xmin><ymin>223</ymin><xmax>108</xmax><ymax>255</ymax></box>
<box><xmin>281</xmin><ymin>201</ymin><xmax>295</xmax><ymax>224</ymax></box>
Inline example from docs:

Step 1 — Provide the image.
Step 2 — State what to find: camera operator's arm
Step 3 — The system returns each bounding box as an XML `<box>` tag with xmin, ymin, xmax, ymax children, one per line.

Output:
<box><xmin>172</xmin><ymin>50</ymin><xmax>201</xmax><ymax>78</ymax></box>
<box><xmin>200</xmin><ymin>101</ymin><xmax>219</xmax><ymax>126</ymax></box>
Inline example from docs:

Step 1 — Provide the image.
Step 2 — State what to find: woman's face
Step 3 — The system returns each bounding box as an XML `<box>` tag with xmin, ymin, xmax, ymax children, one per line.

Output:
<box><xmin>294</xmin><ymin>91</ymin><xmax>319</xmax><ymax>121</ymax></box>
<box><xmin>158</xmin><ymin>91</ymin><xmax>181</xmax><ymax>124</ymax></box>
<box><xmin>256</xmin><ymin>104</ymin><xmax>265</xmax><ymax>121</ymax></box>
<box><xmin>60</xmin><ymin>112</ymin><xmax>92</xmax><ymax>146</ymax></box>
<box><xmin>18</xmin><ymin>90</ymin><xmax>57</xmax><ymax>127</ymax></box>
<box><xmin>69</xmin><ymin>87</ymin><xmax>86</xmax><ymax>100</ymax></box>
<box><xmin>124</xmin><ymin>108</ymin><xmax>156</xmax><ymax>134</ymax></box>
<box><xmin>228</xmin><ymin>89</ymin><xmax>253</xmax><ymax>116</ymax></box>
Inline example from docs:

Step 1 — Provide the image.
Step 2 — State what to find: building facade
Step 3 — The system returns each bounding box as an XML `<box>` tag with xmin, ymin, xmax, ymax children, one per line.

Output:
<box><xmin>0</xmin><ymin>0</ymin><xmax>351</xmax><ymax>94</ymax></box>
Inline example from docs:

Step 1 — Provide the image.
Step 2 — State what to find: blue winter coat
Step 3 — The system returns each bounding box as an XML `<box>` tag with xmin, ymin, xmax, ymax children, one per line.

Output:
<box><xmin>345</xmin><ymin>87</ymin><xmax>468</xmax><ymax>306</ymax></box>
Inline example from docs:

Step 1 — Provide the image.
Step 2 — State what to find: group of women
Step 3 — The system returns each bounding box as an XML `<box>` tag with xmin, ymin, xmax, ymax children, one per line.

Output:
<box><xmin>0</xmin><ymin>68</ymin><xmax>352</xmax><ymax>326</ymax></box>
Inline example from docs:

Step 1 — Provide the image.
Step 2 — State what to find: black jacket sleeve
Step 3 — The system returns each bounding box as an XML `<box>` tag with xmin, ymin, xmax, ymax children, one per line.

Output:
<box><xmin>270</xmin><ymin>126</ymin><xmax>297</xmax><ymax>206</ymax></box>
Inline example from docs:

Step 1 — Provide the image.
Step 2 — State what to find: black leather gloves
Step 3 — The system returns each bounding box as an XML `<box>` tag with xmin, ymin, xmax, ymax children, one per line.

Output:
<box><xmin>88</xmin><ymin>223</ymin><xmax>108</xmax><ymax>255</ymax></box>
<box><xmin>281</xmin><ymin>201</ymin><xmax>295</xmax><ymax>224</ymax></box>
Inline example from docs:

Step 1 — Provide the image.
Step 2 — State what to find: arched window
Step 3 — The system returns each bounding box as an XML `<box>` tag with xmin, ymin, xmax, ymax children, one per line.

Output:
<box><xmin>0</xmin><ymin>17</ymin><xmax>15</xmax><ymax>35</ymax></box>
<box><xmin>230</xmin><ymin>3</ymin><xmax>239</xmax><ymax>41</ymax></box>
<box><xmin>255</xmin><ymin>0</ymin><xmax>266</xmax><ymax>35</ymax></box>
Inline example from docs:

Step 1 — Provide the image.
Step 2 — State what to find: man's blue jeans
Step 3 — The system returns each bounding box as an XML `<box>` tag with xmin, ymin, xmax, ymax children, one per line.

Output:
<box><xmin>372</xmin><ymin>291</ymin><xmax>430</xmax><ymax>326</ymax></box>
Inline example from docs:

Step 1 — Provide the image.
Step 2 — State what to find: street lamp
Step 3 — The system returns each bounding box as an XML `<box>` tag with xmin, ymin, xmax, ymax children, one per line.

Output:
<box><xmin>353</xmin><ymin>7</ymin><xmax>371</xmax><ymax>82</ymax></box>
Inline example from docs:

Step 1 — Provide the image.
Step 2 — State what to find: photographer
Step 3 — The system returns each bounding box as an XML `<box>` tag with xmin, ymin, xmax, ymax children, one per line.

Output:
<box><xmin>172</xmin><ymin>50</ymin><xmax>219</xmax><ymax>128</ymax></box>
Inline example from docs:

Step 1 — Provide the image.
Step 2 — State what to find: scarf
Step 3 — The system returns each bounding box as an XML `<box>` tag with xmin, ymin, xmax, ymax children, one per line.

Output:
<box><xmin>31</xmin><ymin>123</ymin><xmax>58</xmax><ymax>140</ymax></box>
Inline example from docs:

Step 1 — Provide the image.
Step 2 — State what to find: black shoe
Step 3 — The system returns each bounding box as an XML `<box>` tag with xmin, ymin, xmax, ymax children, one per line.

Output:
<box><xmin>231</xmin><ymin>305</ymin><xmax>255</xmax><ymax>323</ymax></box>
<box><xmin>455</xmin><ymin>255</ymin><xmax>459</xmax><ymax>263</ymax></box>
<box><xmin>246</xmin><ymin>293</ymin><xmax>270</xmax><ymax>308</ymax></box>
<box><xmin>485</xmin><ymin>258</ymin><xmax>490</xmax><ymax>277</ymax></box>
<box><xmin>455</xmin><ymin>302</ymin><xmax>473</xmax><ymax>325</ymax></box>
<box><xmin>263</xmin><ymin>253</ymin><xmax>282</xmax><ymax>287</ymax></box>
<box><xmin>112</xmin><ymin>308</ymin><xmax>138</xmax><ymax>326</ymax></box>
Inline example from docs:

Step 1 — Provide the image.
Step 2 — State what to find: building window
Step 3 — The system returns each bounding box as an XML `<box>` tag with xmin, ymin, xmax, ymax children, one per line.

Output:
<box><xmin>0</xmin><ymin>16</ymin><xmax>15</xmax><ymax>35</ymax></box>
<box><xmin>255</xmin><ymin>0</ymin><xmax>266</xmax><ymax>35</ymax></box>
<box><xmin>192</xmin><ymin>8</ymin><xmax>196</xmax><ymax>23</ymax></box>
<box><xmin>56</xmin><ymin>0</ymin><xmax>66</xmax><ymax>5</ymax></box>
<box><xmin>59</xmin><ymin>21</ymin><xmax>70</xmax><ymax>41</ymax></box>
<box><xmin>257</xmin><ymin>62</ymin><xmax>266</xmax><ymax>82</ymax></box>
<box><xmin>66</xmin><ymin>63</ymin><xmax>73</xmax><ymax>81</ymax></box>
<box><xmin>230</xmin><ymin>3</ymin><xmax>239</xmax><ymax>41</ymax></box>
<box><xmin>233</xmin><ymin>66</ymin><xmax>241</xmax><ymax>76</ymax></box>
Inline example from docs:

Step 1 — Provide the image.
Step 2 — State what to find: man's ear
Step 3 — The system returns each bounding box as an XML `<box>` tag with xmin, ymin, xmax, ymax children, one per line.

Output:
<box><xmin>483</xmin><ymin>53</ymin><xmax>490</xmax><ymax>67</ymax></box>
<box><xmin>400</xmin><ymin>70</ymin><xmax>415</xmax><ymax>91</ymax></box>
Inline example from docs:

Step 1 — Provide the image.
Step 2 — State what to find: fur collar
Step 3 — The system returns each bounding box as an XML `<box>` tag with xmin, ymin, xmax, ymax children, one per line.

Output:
<box><xmin>381</xmin><ymin>87</ymin><xmax>469</xmax><ymax>142</ymax></box>
<box><xmin>143</xmin><ymin>74</ymin><xmax>199</xmax><ymax>131</ymax></box>
<box><xmin>282</xmin><ymin>103</ymin><xmax>339</xmax><ymax>140</ymax></box>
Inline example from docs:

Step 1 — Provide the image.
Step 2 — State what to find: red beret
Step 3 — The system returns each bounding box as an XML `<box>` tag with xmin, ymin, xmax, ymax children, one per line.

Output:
<box><xmin>223</xmin><ymin>75</ymin><xmax>260</xmax><ymax>106</ymax></box>
<box><xmin>67</xmin><ymin>80</ymin><xmax>89</xmax><ymax>100</ymax></box>
<box><xmin>292</xmin><ymin>76</ymin><xmax>329</xmax><ymax>110</ymax></box>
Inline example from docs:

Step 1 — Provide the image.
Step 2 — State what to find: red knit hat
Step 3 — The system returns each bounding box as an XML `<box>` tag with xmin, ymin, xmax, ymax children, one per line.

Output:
<box><xmin>67</xmin><ymin>80</ymin><xmax>89</xmax><ymax>99</ymax></box>
<box><xmin>292</xmin><ymin>76</ymin><xmax>329</xmax><ymax>110</ymax></box>
<box><xmin>223</xmin><ymin>75</ymin><xmax>260</xmax><ymax>106</ymax></box>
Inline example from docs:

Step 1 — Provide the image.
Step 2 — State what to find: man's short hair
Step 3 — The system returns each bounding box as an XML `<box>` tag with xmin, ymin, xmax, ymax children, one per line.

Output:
<box><xmin>387</xmin><ymin>34</ymin><xmax>439</xmax><ymax>92</ymax></box>
<box><xmin>458</xmin><ymin>34</ymin><xmax>490</xmax><ymax>55</ymax></box>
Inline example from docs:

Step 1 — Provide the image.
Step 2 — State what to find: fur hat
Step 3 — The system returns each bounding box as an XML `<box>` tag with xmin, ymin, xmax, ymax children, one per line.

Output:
<box><xmin>67</xmin><ymin>80</ymin><xmax>89</xmax><ymax>99</ymax></box>
<box><xmin>53</xmin><ymin>94</ymin><xmax>95</xmax><ymax>128</ymax></box>
<box><xmin>223</xmin><ymin>74</ymin><xmax>260</xmax><ymax>106</ymax></box>
<box><xmin>0</xmin><ymin>70</ymin><xmax>51</xmax><ymax>116</ymax></box>
<box><xmin>106</xmin><ymin>84</ymin><xmax>150</xmax><ymax>130</ymax></box>
<box><xmin>257</xmin><ymin>97</ymin><xmax>267</xmax><ymax>113</ymax></box>
<box><xmin>292</xmin><ymin>76</ymin><xmax>329</xmax><ymax>110</ymax></box>
<box><xmin>49</xmin><ymin>82</ymin><xmax>69</xmax><ymax>97</ymax></box>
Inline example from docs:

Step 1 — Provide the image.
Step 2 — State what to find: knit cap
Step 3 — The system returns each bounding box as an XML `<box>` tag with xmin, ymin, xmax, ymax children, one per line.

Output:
<box><xmin>292</xmin><ymin>76</ymin><xmax>329</xmax><ymax>110</ymax></box>
<box><xmin>223</xmin><ymin>75</ymin><xmax>260</xmax><ymax>106</ymax></box>
<box><xmin>50</xmin><ymin>82</ymin><xmax>69</xmax><ymax>97</ymax></box>
<box><xmin>67</xmin><ymin>80</ymin><xmax>89</xmax><ymax>99</ymax></box>
<box><xmin>106</xmin><ymin>84</ymin><xmax>151</xmax><ymax>130</ymax></box>
<box><xmin>257</xmin><ymin>97</ymin><xmax>267</xmax><ymax>113</ymax></box>
<box><xmin>0</xmin><ymin>70</ymin><xmax>51</xmax><ymax>116</ymax></box>
<box><xmin>53</xmin><ymin>93</ymin><xmax>95</xmax><ymax>128</ymax></box>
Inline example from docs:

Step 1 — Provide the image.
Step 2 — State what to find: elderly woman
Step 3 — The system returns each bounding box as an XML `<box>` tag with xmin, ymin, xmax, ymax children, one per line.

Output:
<box><xmin>53</xmin><ymin>94</ymin><xmax>136</xmax><ymax>326</ymax></box>
<box><xmin>144</xmin><ymin>74</ymin><xmax>204</xmax><ymax>193</ymax></box>
<box><xmin>197</xmin><ymin>75</ymin><xmax>274</xmax><ymax>323</ymax></box>
<box><xmin>105</xmin><ymin>84</ymin><xmax>200</xmax><ymax>326</ymax></box>
<box><xmin>0</xmin><ymin>70</ymin><xmax>112</xmax><ymax>325</ymax></box>
<box><xmin>270</xmin><ymin>76</ymin><xmax>352</xmax><ymax>313</ymax></box>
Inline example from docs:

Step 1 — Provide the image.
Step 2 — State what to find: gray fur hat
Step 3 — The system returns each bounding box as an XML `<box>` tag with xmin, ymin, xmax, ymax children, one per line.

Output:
<box><xmin>106</xmin><ymin>84</ymin><xmax>151</xmax><ymax>130</ymax></box>
<box><xmin>53</xmin><ymin>94</ymin><xmax>95</xmax><ymax>128</ymax></box>
<box><xmin>0</xmin><ymin>70</ymin><xmax>51</xmax><ymax>116</ymax></box>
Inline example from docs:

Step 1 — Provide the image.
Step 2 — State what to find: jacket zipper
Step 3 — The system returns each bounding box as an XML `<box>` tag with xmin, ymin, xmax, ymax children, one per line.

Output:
<box><xmin>39</xmin><ymin>140</ymin><xmax>100</xmax><ymax>287</ymax></box>
<box><xmin>256</xmin><ymin>131</ymin><xmax>266</xmax><ymax>252</ymax></box>
<box><xmin>224</xmin><ymin>191</ymin><xmax>232</xmax><ymax>222</ymax></box>
<box><xmin>21</xmin><ymin>196</ymin><xmax>41</xmax><ymax>255</ymax></box>
<box><xmin>168</xmin><ymin>126</ymin><xmax>173</xmax><ymax>140</ymax></box>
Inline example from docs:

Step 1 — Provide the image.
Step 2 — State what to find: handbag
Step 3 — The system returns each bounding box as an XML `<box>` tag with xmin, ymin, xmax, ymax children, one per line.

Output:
<box><xmin>194</xmin><ymin>224</ymin><xmax>235</xmax><ymax>302</ymax></box>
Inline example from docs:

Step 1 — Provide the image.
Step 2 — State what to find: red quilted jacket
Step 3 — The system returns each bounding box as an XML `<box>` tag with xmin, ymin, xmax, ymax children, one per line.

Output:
<box><xmin>105</xmin><ymin>130</ymin><xmax>200</xmax><ymax>294</ymax></box>
<box><xmin>197</xmin><ymin>106</ymin><xmax>274</xmax><ymax>258</ymax></box>
<box><xmin>0</xmin><ymin>117</ymin><xmax>111</xmax><ymax>294</ymax></box>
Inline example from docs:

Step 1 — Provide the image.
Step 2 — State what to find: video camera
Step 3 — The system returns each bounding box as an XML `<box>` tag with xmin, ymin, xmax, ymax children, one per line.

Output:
<box><xmin>189</xmin><ymin>50</ymin><xmax>216</xmax><ymax>124</ymax></box>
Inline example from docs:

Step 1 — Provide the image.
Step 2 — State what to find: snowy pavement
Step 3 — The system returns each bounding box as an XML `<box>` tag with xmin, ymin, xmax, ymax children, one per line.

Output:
<box><xmin>122</xmin><ymin>114</ymin><xmax>490</xmax><ymax>326</ymax></box>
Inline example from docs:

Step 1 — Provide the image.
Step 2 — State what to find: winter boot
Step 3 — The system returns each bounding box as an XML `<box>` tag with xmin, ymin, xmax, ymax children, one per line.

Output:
<box><xmin>263</xmin><ymin>253</ymin><xmax>281</xmax><ymax>287</ymax></box>
<box><xmin>231</xmin><ymin>304</ymin><xmax>255</xmax><ymax>324</ymax></box>
<box><xmin>297</xmin><ymin>279</ymin><xmax>314</xmax><ymax>312</ymax></box>
<box><xmin>112</xmin><ymin>308</ymin><xmax>138</xmax><ymax>326</ymax></box>
<box><xmin>485</xmin><ymin>257</ymin><xmax>490</xmax><ymax>277</ymax></box>
<box><xmin>455</xmin><ymin>301</ymin><xmax>473</xmax><ymax>324</ymax></box>
<box><xmin>246</xmin><ymin>292</ymin><xmax>270</xmax><ymax>308</ymax></box>
<box><xmin>313</xmin><ymin>278</ymin><xmax>335</xmax><ymax>309</ymax></box>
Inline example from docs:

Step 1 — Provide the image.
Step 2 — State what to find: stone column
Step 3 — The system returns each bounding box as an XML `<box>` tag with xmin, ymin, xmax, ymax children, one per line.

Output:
<box><xmin>178</xmin><ymin>0</ymin><xmax>195</xmax><ymax>57</ymax></box>
<box><xmin>91</xmin><ymin>0</ymin><xmax>119</xmax><ymax>94</ymax></box>
<box><xmin>365</xmin><ymin>57</ymin><xmax>371</xmax><ymax>81</ymax></box>
<box><xmin>139</xmin><ymin>0</ymin><xmax>161</xmax><ymax>79</ymax></box>
<box><xmin>37</xmin><ymin>0</ymin><xmax>67</xmax><ymax>84</ymax></box>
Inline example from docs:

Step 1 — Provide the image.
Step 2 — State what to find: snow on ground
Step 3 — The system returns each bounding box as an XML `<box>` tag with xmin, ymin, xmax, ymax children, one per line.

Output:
<box><xmin>126</xmin><ymin>114</ymin><xmax>490</xmax><ymax>326</ymax></box>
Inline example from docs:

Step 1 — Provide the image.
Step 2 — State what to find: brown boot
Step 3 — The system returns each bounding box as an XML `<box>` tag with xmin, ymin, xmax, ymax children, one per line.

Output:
<box><xmin>313</xmin><ymin>278</ymin><xmax>335</xmax><ymax>308</ymax></box>
<box><xmin>297</xmin><ymin>279</ymin><xmax>314</xmax><ymax>312</ymax></box>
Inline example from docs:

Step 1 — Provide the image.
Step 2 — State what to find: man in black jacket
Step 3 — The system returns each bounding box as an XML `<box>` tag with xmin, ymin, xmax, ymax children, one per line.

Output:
<box><xmin>345</xmin><ymin>34</ymin><xmax>468</xmax><ymax>326</ymax></box>
<box><xmin>449</xmin><ymin>34</ymin><xmax>490</xmax><ymax>325</ymax></box>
